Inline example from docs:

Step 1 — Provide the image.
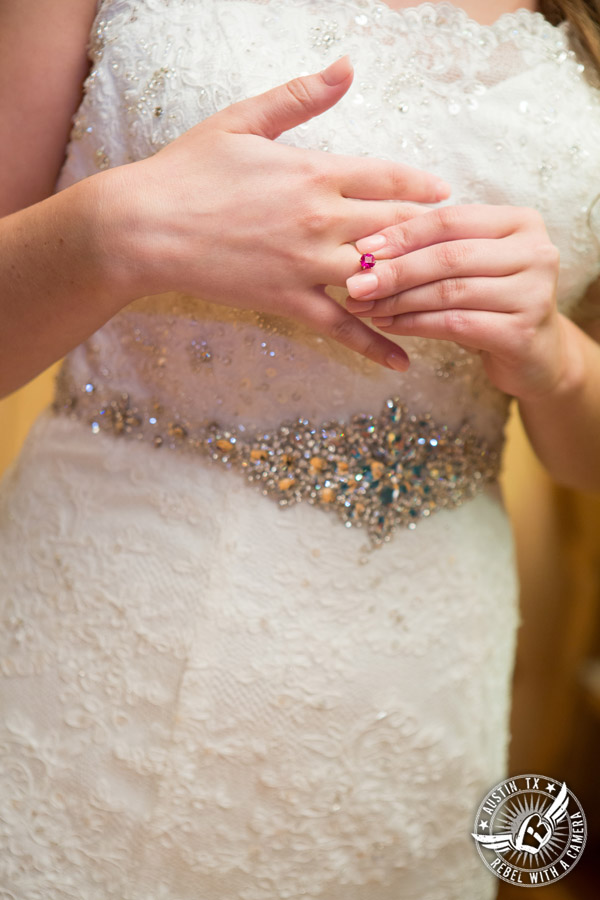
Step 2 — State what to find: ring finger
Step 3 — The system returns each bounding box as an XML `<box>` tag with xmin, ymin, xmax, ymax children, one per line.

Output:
<box><xmin>305</xmin><ymin>201</ymin><xmax>432</xmax><ymax>288</ymax></box>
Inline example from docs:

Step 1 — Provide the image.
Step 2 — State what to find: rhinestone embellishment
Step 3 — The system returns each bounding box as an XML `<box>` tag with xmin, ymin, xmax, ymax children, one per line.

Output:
<box><xmin>52</xmin><ymin>385</ymin><xmax>502</xmax><ymax>550</ymax></box>
<box><xmin>360</xmin><ymin>253</ymin><xmax>376</xmax><ymax>269</ymax></box>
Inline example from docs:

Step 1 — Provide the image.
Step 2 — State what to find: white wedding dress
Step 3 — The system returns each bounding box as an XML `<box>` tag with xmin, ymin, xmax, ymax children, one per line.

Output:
<box><xmin>1</xmin><ymin>2</ymin><xmax>599</xmax><ymax>898</ymax></box>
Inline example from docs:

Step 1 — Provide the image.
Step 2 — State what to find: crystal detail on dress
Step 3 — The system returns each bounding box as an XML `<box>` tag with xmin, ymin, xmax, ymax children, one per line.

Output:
<box><xmin>51</xmin><ymin>383</ymin><xmax>501</xmax><ymax>549</ymax></box>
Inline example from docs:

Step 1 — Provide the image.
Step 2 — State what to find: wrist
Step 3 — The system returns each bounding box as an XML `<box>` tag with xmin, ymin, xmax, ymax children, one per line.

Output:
<box><xmin>546</xmin><ymin>314</ymin><xmax>587</xmax><ymax>400</ymax></box>
<box><xmin>74</xmin><ymin>163</ymin><xmax>156</xmax><ymax>306</ymax></box>
<box><xmin>518</xmin><ymin>314</ymin><xmax>587</xmax><ymax>410</ymax></box>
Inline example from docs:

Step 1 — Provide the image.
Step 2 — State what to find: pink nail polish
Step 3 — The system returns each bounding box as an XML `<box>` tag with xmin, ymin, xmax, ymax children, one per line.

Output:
<box><xmin>356</xmin><ymin>235</ymin><xmax>386</xmax><ymax>253</ymax></box>
<box><xmin>435</xmin><ymin>180</ymin><xmax>452</xmax><ymax>200</ymax></box>
<box><xmin>321</xmin><ymin>55</ymin><xmax>352</xmax><ymax>86</ymax></box>
<box><xmin>347</xmin><ymin>273</ymin><xmax>377</xmax><ymax>297</ymax></box>
<box><xmin>386</xmin><ymin>352</ymin><xmax>409</xmax><ymax>372</ymax></box>
<box><xmin>348</xmin><ymin>300</ymin><xmax>375</xmax><ymax>311</ymax></box>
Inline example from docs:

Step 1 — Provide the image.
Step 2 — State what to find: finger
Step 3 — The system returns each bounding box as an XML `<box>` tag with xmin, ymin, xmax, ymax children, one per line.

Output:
<box><xmin>294</xmin><ymin>286</ymin><xmax>411</xmax><ymax>371</ymax></box>
<box><xmin>345</xmin><ymin>236</ymin><xmax>527</xmax><ymax>302</ymax></box>
<box><xmin>370</xmin><ymin>308</ymin><xmax>512</xmax><ymax>355</ymax></box>
<box><xmin>303</xmin><ymin>203</ymin><xmax>431</xmax><ymax>290</ymax></box>
<box><xmin>339</xmin><ymin>200</ymin><xmax>432</xmax><ymax>247</ymax></box>
<box><xmin>355</xmin><ymin>204</ymin><xmax>525</xmax><ymax>258</ymax></box>
<box><xmin>348</xmin><ymin>274</ymin><xmax>524</xmax><ymax>318</ymax></box>
<box><xmin>215</xmin><ymin>55</ymin><xmax>356</xmax><ymax>139</ymax></box>
<box><xmin>321</xmin><ymin>153</ymin><xmax>451</xmax><ymax>204</ymax></box>
<box><xmin>297</xmin><ymin>240</ymin><xmax>374</xmax><ymax>293</ymax></box>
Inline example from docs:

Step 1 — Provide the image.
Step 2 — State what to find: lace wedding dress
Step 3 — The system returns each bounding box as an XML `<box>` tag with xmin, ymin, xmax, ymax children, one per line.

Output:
<box><xmin>1</xmin><ymin>2</ymin><xmax>599</xmax><ymax>898</ymax></box>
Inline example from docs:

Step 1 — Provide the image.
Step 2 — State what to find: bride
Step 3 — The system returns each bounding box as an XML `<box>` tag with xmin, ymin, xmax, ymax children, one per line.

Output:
<box><xmin>1</xmin><ymin>1</ymin><xmax>599</xmax><ymax>897</ymax></box>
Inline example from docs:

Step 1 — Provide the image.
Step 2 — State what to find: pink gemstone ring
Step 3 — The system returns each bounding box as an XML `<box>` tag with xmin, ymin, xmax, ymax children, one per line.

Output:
<box><xmin>360</xmin><ymin>253</ymin><xmax>376</xmax><ymax>270</ymax></box>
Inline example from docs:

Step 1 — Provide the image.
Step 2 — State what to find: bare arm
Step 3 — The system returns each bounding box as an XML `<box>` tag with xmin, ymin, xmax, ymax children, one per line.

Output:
<box><xmin>517</xmin><ymin>278</ymin><xmax>600</xmax><ymax>492</ymax></box>
<box><xmin>0</xmin><ymin>170</ymin><xmax>149</xmax><ymax>400</ymax></box>
<box><xmin>0</xmin><ymin>0</ymin><xmax>131</xmax><ymax>399</ymax></box>
<box><xmin>0</xmin><ymin>0</ymin><xmax>98</xmax><ymax>216</ymax></box>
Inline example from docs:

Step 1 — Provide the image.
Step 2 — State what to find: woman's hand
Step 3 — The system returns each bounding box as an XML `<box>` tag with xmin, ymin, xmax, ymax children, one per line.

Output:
<box><xmin>111</xmin><ymin>55</ymin><xmax>448</xmax><ymax>372</ymax></box>
<box><xmin>345</xmin><ymin>204</ymin><xmax>569</xmax><ymax>399</ymax></box>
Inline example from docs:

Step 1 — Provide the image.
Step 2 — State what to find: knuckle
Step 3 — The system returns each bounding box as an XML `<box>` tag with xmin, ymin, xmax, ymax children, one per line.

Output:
<box><xmin>437</xmin><ymin>241</ymin><xmax>468</xmax><ymax>270</ymax></box>
<box><xmin>389</xmin><ymin>222</ymin><xmax>410</xmax><ymax>254</ymax></box>
<box><xmin>362</xmin><ymin>334</ymin><xmax>384</xmax><ymax>361</ymax></box>
<box><xmin>329</xmin><ymin>316</ymin><xmax>359</xmax><ymax>347</ymax></box>
<box><xmin>396</xmin><ymin>203</ymin><xmax>423</xmax><ymax>223</ymax></box>
<box><xmin>541</xmin><ymin>241</ymin><xmax>560</xmax><ymax>267</ymax></box>
<box><xmin>390</xmin><ymin>167</ymin><xmax>409</xmax><ymax>196</ymax></box>
<box><xmin>438</xmin><ymin>277</ymin><xmax>464</xmax><ymax>307</ymax></box>
<box><xmin>298</xmin><ymin>205</ymin><xmax>331</xmax><ymax>235</ymax></box>
<box><xmin>515</xmin><ymin>322</ymin><xmax>536</xmax><ymax>355</ymax></box>
<box><xmin>307</xmin><ymin>163</ymin><xmax>331</xmax><ymax>190</ymax></box>
<box><xmin>528</xmin><ymin>239</ymin><xmax>559</xmax><ymax>272</ymax></box>
<box><xmin>444</xmin><ymin>308</ymin><xmax>470</xmax><ymax>335</ymax></box>
<box><xmin>435</xmin><ymin>205</ymin><xmax>461</xmax><ymax>231</ymax></box>
<box><xmin>284</xmin><ymin>76</ymin><xmax>314</xmax><ymax>109</ymax></box>
<box><xmin>389</xmin><ymin>257</ymin><xmax>405</xmax><ymax>283</ymax></box>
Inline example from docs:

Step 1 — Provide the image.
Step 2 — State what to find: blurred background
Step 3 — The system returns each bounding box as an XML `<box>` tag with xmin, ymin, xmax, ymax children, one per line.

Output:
<box><xmin>1</xmin><ymin>363</ymin><xmax>599</xmax><ymax>897</ymax></box>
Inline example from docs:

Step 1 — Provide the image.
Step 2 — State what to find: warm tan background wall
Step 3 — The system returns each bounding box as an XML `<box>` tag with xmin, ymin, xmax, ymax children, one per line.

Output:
<box><xmin>0</xmin><ymin>362</ymin><xmax>62</xmax><ymax>477</ymax></box>
<box><xmin>1</xmin><ymin>365</ymin><xmax>599</xmax><ymax>897</ymax></box>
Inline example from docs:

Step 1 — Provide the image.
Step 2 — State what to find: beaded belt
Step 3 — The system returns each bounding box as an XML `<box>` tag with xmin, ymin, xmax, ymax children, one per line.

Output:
<box><xmin>51</xmin><ymin>382</ymin><xmax>502</xmax><ymax>549</ymax></box>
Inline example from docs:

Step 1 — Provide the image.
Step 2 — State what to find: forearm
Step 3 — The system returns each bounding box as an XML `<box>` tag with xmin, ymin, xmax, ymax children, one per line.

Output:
<box><xmin>517</xmin><ymin>314</ymin><xmax>600</xmax><ymax>493</ymax></box>
<box><xmin>0</xmin><ymin>167</ymin><xmax>142</xmax><ymax>401</ymax></box>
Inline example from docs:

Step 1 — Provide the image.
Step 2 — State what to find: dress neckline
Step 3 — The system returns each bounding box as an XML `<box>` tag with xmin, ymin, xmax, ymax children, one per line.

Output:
<box><xmin>344</xmin><ymin>0</ymin><xmax>566</xmax><ymax>37</ymax></box>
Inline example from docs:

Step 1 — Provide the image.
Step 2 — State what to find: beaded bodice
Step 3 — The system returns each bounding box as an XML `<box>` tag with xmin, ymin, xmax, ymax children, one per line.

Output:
<box><xmin>52</xmin><ymin>0</ymin><xmax>600</xmax><ymax>545</ymax></box>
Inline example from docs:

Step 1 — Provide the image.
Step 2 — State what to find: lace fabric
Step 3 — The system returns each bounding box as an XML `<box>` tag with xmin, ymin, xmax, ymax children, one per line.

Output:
<box><xmin>1</xmin><ymin>1</ymin><xmax>600</xmax><ymax>897</ymax></box>
<box><xmin>0</xmin><ymin>407</ymin><xmax>518</xmax><ymax>900</ymax></box>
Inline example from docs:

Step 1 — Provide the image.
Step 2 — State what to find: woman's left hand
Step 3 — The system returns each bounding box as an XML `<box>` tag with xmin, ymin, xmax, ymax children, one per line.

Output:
<box><xmin>346</xmin><ymin>204</ymin><xmax>570</xmax><ymax>401</ymax></box>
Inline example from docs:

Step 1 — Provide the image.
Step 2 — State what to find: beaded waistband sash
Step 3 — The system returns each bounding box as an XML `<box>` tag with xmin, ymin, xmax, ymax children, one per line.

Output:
<box><xmin>51</xmin><ymin>373</ymin><xmax>502</xmax><ymax>548</ymax></box>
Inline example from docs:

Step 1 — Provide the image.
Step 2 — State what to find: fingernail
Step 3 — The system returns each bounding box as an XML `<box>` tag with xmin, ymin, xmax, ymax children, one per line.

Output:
<box><xmin>348</xmin><ymin>300</ymin><xmax>375</xmax><ymax>311</ymax></box>
<box><xmin>436</xmin><ymin>180</ymin><xmax>452</xmax><ymax>200</ymax></box>
<box><xmin>321</xmin><ymin>55</ymin><xmax>352</xmax><ymax>86</ymax></box>
<box><xmin>373</xmin><ymin>316</ymin><xmax>394</xmax><ymax>326</ymax></box>
<box><xmin>356</xmin><ymin>234</ymin><xmax>386</xmax><ymax>253</ymax></box>
<box><xmin>386</xmin><ymin>352</ymin><xmax>409</xmax><ymax>372</ymax></box>
<box><xmin>347</xmin><ymin>273</ymin><xmax>377</xmax><ymax>297</ymax></box>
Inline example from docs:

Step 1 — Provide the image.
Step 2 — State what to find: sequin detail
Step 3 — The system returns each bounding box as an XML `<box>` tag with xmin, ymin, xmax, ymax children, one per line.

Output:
<box><xmin>51</xmin><ymin>383</ymin><xmax>501</xmax><ymax>549</ymax></box>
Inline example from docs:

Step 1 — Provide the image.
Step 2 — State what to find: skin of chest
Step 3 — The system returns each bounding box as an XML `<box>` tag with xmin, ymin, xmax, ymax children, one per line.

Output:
<box><xmin>377</xmin><ymin>0</ymin><xmax>539</xmax><ymax>26</ymax></box>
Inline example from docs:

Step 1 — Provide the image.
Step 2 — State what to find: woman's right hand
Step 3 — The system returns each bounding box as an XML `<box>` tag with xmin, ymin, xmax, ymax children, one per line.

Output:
<box><xmin>110</xmin><ymin>54</ymin><xmax>449</xmax><ymax>370</ymax></box>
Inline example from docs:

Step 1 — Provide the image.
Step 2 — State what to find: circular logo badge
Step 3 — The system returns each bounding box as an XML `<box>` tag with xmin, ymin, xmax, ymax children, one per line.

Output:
<box><xmin>471</xmin><ymin>774</ymin><xmax>587</xmax><ymax>887</ymax></box>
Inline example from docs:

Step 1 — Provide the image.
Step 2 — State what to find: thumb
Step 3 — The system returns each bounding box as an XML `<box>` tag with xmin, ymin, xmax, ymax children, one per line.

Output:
<box><xmin>214</xmin><ymin>55</ymin><xmax>354</xmax><ymax>139</ymax></box>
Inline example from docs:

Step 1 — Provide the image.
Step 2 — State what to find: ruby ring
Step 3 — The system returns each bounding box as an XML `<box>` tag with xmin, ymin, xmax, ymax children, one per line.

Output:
<box><xmin>359</xmin><ymin>253</ymin><xmax>376</xmax><ymax>270</ymax></box>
